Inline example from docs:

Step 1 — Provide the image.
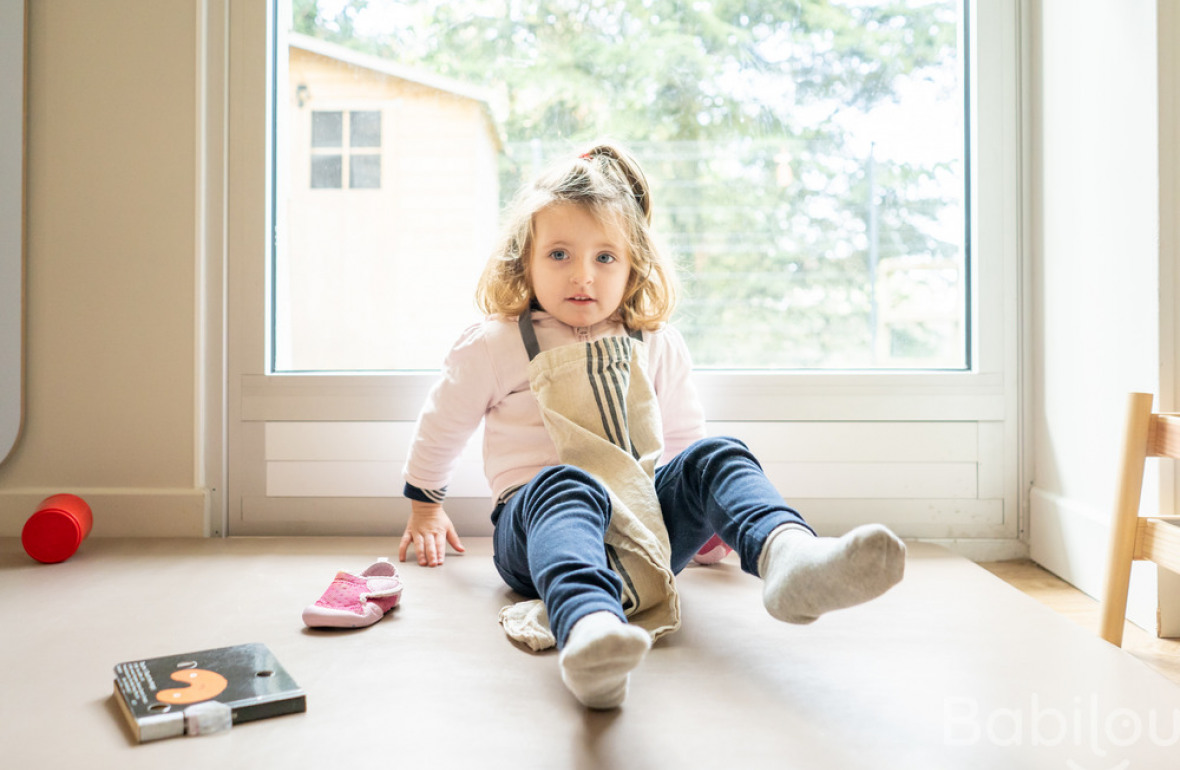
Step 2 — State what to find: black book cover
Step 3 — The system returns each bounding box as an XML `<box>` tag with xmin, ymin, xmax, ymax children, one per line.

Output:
<box><xmin>112</xmin><ymin>642</ymin><xmax>306</xmax><ymax>742</ymax></box>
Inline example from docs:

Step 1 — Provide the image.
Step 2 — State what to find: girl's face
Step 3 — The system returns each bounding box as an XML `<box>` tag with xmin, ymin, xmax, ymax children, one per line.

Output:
<box><xmin>529</xmin><ymin>202</ymin><xmax>631</xmax><ymax>329</ymax></box>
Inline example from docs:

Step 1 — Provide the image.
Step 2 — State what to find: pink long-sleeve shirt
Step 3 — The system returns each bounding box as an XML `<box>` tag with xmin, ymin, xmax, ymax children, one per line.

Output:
<box><xmin>403</xmin><ymin>311</ymin><xmax>707</xmax><ymax>503</ymax></box>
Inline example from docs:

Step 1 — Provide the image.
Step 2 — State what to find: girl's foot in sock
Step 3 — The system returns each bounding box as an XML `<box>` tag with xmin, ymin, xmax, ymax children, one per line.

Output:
<box><xmin>558</xmin><ymin>611</ymin><xmax>651</xmax><ymax>710</ymax></box>
<box><xmin>760</xmin><ymin>524</ymin><xmax>905</xmax><ymax>624</ymax></box>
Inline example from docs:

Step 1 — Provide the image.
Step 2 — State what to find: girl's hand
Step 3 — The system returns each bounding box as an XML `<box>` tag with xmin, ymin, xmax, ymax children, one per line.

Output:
<box><xmin>399</xmin><ymin>501</ymin><xmax>466</xmax><ymax>567</ymax></box>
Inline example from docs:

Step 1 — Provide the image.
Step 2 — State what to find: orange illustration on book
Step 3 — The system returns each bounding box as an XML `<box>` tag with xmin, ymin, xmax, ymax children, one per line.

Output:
<box><xmin>156</xmin><ymin>667</ymin><xmax>229</xmax><ymax>705</ymax></box>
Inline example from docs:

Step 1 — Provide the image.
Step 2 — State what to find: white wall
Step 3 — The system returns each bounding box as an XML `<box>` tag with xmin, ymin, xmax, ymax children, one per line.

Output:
<box><xmin>1028</xmin><ymin>0</ymin><xmax>1177</xmax><ymax>631</ymax></box>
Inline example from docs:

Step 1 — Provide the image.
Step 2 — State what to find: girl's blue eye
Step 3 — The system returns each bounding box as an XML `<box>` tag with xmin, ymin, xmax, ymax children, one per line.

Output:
<box><xmin>597</xmin><ymin>253</ymin><xmax>615</xmax><ymax>264</ymax></box>
<box><xmin>550</xmin><ymin>250</ymin><xmax>568</xmax><ymax>261</ymax></box>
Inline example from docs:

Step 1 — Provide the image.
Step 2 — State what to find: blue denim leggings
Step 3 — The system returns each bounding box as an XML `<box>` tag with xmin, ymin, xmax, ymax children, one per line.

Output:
<box><xmin>491</xmin><ymin>436</ymin><xmax>813</xmax><ymax>648</ymax></box>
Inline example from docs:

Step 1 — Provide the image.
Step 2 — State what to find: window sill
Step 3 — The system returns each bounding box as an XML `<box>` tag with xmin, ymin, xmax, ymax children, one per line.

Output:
<box><xmin>241</xmin><ymin>369</ymin><xmax>1005</xmax><ymax>422</ymax></box>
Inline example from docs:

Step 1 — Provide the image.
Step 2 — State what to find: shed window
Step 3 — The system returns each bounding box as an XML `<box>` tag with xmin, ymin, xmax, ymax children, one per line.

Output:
<box><xmin>309</xmin><ymin>109</ymin><xmax>382</xmax><ymax>191</ymax></box>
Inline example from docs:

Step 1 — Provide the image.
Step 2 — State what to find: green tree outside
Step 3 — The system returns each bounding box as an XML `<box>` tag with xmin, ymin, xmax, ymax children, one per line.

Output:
<box><xmin>290</xmin><ymin>0</ymin><xmax>965</xmax><ymax>369</ymax></box>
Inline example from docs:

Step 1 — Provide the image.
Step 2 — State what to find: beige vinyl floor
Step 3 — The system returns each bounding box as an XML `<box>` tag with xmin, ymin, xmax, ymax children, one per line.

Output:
<box><xmin>4</xmin><ymin>536</ymin><xmax>1180</xmax><ymax>770</ymax></box>
<box><xmin>983</xmin><ymin>559</ymin><xmax>1180</xmax><ymax>686</ymax></box>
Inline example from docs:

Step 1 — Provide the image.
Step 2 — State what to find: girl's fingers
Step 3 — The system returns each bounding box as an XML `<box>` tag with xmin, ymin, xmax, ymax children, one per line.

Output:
<box><xmin>424</xmin><ymin>531</ymin><xmax>442</xmax><ymax>566</ymax></box>
<box><xmin>399</xmin><ymin>526</ymin><xmax>456</xmax><ymax>567</ymax></box>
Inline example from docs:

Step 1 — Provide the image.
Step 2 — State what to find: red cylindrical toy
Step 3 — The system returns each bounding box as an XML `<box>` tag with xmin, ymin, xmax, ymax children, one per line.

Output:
<box><xmin>21</xmin><ymin>494</ymin><xmax>93</xmax><ymax>563</ymax></box>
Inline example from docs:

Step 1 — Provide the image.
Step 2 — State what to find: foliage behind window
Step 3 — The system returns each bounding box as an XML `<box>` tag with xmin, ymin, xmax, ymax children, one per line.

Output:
<box><xmin>284</xmin><ymin>0</ymin><xmax>966</xmax><ymax>369</ymax></box>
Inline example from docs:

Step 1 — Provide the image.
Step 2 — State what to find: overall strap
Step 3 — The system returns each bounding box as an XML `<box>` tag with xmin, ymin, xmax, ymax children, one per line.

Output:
<box><xmin>518</xmin><ymin>307</ymin><xmax>642</xmax><ymax>362</ymax></box>
<box><xmin>518</xmin><ymin>307</ymin><xmax>542</xmax><ymax>361</ymax></box>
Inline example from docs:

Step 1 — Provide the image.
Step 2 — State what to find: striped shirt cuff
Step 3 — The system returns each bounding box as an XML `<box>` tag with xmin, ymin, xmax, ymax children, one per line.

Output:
<box><xmin>403</xmin><ymin>482</ymin><xmax>446</xmax><ymax>504</ymax></box>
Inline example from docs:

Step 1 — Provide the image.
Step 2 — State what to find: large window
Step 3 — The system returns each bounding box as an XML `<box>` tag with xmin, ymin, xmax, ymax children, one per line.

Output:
<box><xmin>224</xmin><ymin>0</ymin><xmax>1022</xmax><ymax>544</ymax></box>
<box><xmin>274</xmin><ymin>0</ymin><xmax>967</xmax><ymax>372</ymax></box>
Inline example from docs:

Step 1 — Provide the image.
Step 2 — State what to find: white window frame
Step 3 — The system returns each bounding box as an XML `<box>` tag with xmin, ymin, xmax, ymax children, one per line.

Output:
<box><xmin>211</xmin><ymin>0</ymin><xmax>1028</xmax><ymax>558</ymax></box>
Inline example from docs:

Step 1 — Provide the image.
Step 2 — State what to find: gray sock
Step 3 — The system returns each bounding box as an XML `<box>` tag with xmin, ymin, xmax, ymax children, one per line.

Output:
<box><xmin>760</xmin><ymin>523</ymin><xmax>906</xmax><ymax>624</ymax></box>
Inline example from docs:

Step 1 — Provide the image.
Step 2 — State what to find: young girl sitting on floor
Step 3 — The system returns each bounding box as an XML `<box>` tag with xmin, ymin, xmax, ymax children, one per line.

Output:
<box><xmin>400</xmin><ymin>142</ymin><xmax>905</xmax><ymax>710</ymax></box>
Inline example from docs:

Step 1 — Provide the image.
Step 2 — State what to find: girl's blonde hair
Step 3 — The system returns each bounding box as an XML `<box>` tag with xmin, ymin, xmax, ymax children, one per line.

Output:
<box><xmin>475</xmin><ymin>142</ymin><xmax>679</xmax><ymax>331</ymax></box>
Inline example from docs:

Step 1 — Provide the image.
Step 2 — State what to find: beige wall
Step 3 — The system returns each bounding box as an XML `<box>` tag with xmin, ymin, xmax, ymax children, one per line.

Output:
<box><xmin>0</xmin><ymin>1</ymin><xmax>207</xmax><ymax>536</ymax></box>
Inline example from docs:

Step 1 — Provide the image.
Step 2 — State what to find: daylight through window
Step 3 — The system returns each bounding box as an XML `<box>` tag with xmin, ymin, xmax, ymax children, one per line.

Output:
<box><xmin>273</xmin><ymin>0</ymin><xmax>968</xmax><ymax>372</ymax></box>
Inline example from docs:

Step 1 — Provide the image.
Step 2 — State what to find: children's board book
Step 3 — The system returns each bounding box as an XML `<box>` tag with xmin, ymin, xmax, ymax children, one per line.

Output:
<box><xmin>113</xmin><ymin>642</ymin><xmax>305</xmax><ymax>742</ymax></box>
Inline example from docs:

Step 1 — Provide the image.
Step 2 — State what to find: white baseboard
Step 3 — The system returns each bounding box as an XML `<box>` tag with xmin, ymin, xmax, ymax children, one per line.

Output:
<box><xmin>920</xmin><ymin>537</ymin><xmax>1028</xmax><ymax>562</ymax></box>
<box><xmin>0</xmin><ymin>488</ymin><xmax>209</xmax><ymax>538</ymax></box>
<box><xmin>1029</xmin><ymin>485</ymin><xmax>1159</xmax><ymax>633</ymax></box>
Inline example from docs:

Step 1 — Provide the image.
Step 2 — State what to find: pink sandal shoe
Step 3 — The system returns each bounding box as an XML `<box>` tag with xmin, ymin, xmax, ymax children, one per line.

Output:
<box><xmin>302</xmin><ymin>557</ymin><xmax>403</xmax><ymax>628</ymax></box>
<box><xmin>692</xmin><ymin>534</ymin><xmax>734</xmax><ymax>565</ymax></box>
